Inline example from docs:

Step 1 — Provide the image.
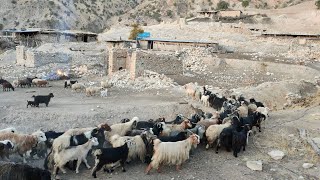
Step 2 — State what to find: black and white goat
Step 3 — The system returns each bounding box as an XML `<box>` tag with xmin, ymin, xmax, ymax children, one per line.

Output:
<box><xmin>64</xmin><ymin>80</ymin><xmax>78</xmax><ymax>88</ymax></box>
<box><xmin>91</xmin><ymin>143</ymin><xmax>129</xmax><ymax>178</ymax></box>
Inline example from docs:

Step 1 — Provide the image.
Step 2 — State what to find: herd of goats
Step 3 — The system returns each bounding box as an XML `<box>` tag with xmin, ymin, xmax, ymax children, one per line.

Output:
<box><xmin>0</xmin><ymin>77</ymin><xmax>270</xmax><ymax>180</ymax></box>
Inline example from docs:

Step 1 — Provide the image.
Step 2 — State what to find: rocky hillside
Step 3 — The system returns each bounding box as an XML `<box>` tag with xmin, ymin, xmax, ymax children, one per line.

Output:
<box><xmin>0</xmin><ymin>0</ymin><xmax>310</xmax><ymax>33</ymax></box>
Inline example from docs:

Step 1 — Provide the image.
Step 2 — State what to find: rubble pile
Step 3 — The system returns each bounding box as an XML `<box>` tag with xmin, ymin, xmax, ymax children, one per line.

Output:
<box><xmin>179</xmin><ymin>47</ymin><xmax>216</xmax><ymax>73</ymax></box>
<box><xmin>108</xmin><ymin>70</ymin><xmax>176</xmax><ymax>90</ymax></box>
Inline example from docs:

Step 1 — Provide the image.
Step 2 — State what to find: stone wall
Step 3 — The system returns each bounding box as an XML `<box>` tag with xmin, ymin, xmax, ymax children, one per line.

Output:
<box><xmin>108</xmin><ymin>48</ymin><xmax>130</xmax><ymax>75</ymax></box>
<box><xmin>16</xmin><ymin>46</ymin><xmax>25</xmax><ymax>66</ymax></box>
<box><xmin>131</xmin><ymin>50</ymin><xmax>183</xmax><ymax>78</ymax></box>
<box><xmin>16</xmin><ymin>45</ymin><xmax>107</xmax><ymax>68</ymax></box>
<box><xmin>108</xmin><ymin>49</ymin><xmax>183</xmax><ymax>79</ymax></box>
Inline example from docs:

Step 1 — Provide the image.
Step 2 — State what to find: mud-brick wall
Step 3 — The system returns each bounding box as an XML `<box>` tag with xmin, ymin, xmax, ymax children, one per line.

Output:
<box><xmin>132</xmin><ymin>50</ymin><xmax>183</xmax><ymax>77</ymax></box>
<box><xmin>108</xmin><ymin>48</ymin><xmax>130</xmax><ymax>75</ymax></box>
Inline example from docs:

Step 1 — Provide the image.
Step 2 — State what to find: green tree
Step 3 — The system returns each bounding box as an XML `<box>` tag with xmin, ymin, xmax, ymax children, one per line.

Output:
<box><xmin>128</xmin><ymin>23</ymin><xmax>144</xmax><ymax>40</ymax></box>
<box><xmin>316</xmin><ymin>0</ymin><xmax>320</xmax><ymax>9</ymax></box>
<box><xmin>217</xmin><ymin>1</ymin><xmax>229</xmax><ymax>10</ymax></box>
<box><xmin>242</xmin><ymin>0</ymin><xmax>249</xmax><ymax>8</ymax></box>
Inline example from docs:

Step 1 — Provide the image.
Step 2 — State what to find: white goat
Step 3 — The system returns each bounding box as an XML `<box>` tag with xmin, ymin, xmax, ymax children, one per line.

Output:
<box><xmin>201</xmin><ymin>95</ymin><xmax>210</xmax><ymax>107</ymax></box>
<box><xmin>71</xmin><ymin>83</ymin><xmax>86</xmax><ymax>92</ymax></box>
<box><xmin>0</xmin><ymin>127</ymin><xmax>17</xmax><ymax>134</ymax></box>
<box><xmin>86</xmin><ymin>86</ymin><xmax>103</xmax><ymax>96</ymax></box>
<box><xmin>52</xmin><ymin>130</ymin><xmax>92</xmax><ymax>153</ymax></box>
<box><xmin>100</xmin><ymin>81</ymin><xmax>112</xmax><ymax>88</ymax></box>
<box><xmin>100</xmin><ymin>89</ymin><xmax>108</xmax><ymax>97</ymax></box>
<box><xmin>145</xmin><ymin>134</ymin><xmax>199</xmax><ymax>174</ymax></box>
<box><xmin>248</xmin><ymin>103</ymin><xmax>258</xmax><ymax>115</ymax></box>
<box><xmin>53</xmin><ymin>137</ymin><xmax>99</xmax><ymax>175</ymax></box>
<box><xmin>109</xmin><ymin>134</ymin><xmax>146</xmax><ymax>162</ymax></box>
<box><xmin>12</xmin><ymin>80</ymin><xmax>19</xmax><ymax>87</ymax></box>
<box><xmin>237</xmin><ymin>102</ymin><xmax>248</xmax><ymax>118</ymax></box>
<box><xmin>205</xmin><ymin>120</ymin><xmax>232</xmax><ymax>149</ymax></box>
<box><xmin>161</xmin><ymin>120</ymin><xmax>192</xmax><ymax>136</ymax></box>
<box><xmin>105</xmin><ymin>117</ymin><xmax>138</xmax><ymax>139</ymax></box>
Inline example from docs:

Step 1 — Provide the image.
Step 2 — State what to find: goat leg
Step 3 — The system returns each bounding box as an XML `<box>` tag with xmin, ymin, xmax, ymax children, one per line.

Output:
<box><xmin>83</xmin><ymin>158</ymin><xmax>91</xmax><ymax>169</ymax></box>
<box><xmin>91</xmin><ymin>163</ymin><xmax>103</xmax><ymax>178</ymax></box>
<box><xmin>176</xmin><ymin>165</ymin><xmax>181</xmax><ymax>171</ymax></box>
<box><xmin>145</xmin><ymin>164</ymin><xmax>152</xmax><ymax>174</ymax></box>
<box><xmin>75</xmin><ymin>158</ymin><xmax>82</xmax><ymax>173</ymax></box>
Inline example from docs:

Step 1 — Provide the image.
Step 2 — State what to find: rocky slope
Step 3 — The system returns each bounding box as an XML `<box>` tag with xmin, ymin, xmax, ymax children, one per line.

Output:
<box><xmin>0</xmin><ymin>0</ymin><xmax>311</xmax><ymax>33</ymax></box>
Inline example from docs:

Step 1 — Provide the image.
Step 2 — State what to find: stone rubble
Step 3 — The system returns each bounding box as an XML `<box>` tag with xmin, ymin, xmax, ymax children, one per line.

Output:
<box><xmin>302</xmin><ymin>163</ymin><xmax>314</xmax><ymax>169</ymax></box>
<box><xmin>246</xmin><ymin>160</ymin><xmax>263</xmax><ymax>171</ymax></box>
<box><xmin>108</xmin><ymin>70</ymin><xmax>176</xmax><ymax>90</ymax></box>
<box><xmin>268</xmin><ymin>150</ymin><xmax>285</xmax><ymax>160</ymax></box>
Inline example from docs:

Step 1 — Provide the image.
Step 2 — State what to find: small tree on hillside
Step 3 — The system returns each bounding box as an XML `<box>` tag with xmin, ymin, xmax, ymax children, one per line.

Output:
<box><xmin>316</xmin><ymin>0</ymin><xmax>320</xmax><ymax>9</ymax></box>
<box><xmin>242</xmin><ymin>0</ymin><xmax>249</xmax><ymax>8</ymax></box>
<box><xmin>217</xmin><ymin>1</ymin><xmax>229</xmax><ymax>10</ymax></box>
<box><xmin>128</xmin><ymin>23</ymin><xmax>144</xmax><ymax>40</ymax></box>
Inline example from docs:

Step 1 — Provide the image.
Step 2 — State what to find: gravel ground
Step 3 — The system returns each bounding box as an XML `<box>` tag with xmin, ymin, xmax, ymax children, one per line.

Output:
<box><xmin>0</xmin><ymin>79</ymin><xmax>319</xmax><ymax>180</ymax></box>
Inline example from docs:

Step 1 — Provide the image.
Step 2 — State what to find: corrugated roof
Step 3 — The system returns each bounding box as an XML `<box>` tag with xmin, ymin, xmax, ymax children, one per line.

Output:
<box><xmin>1</xmin><ymin>28</ymin><xmax>97</xmax><ymax>36</ymax></box>
<box><xmin>140</xmin><ymin>38</ymin><xmax>218</xmax><ymax>44</ymax></box>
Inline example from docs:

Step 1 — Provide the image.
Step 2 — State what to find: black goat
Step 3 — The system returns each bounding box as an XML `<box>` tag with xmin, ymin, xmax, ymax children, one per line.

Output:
<box><xmin>232</xmin><ymin>125</ymin><xmax>251</xmax><ymax>157</ymax></box>
<box><xmin>216</xmin><ymin>116</ymin><xmax>242</xmax><ymax>153</ymax></box>
<box><xmin>249</xmin><ymin>98</ymin><xmax>265</xmax><ymax>107</ymax></box>
<box><xmin>134</xmin><ymin>121</ymin><xmax>155</xmax><ymax>130</ymax></box>
<box><xmin>2</xmin><ymin>82</ymin><xmax>14</xmax><ymax>91</ymax></box>
<box><xmin>44</xmin><ymin>131</ymin><xmax>64</xmax><ymax>148</ymax></box>
<box><xmin>27</xmin><ymin>101</ymin><xmax>36</xmax><ymax>108</ymax></box>
<box><xmin>0</xmin><ymin>140</ymin><xmax>14</xmax><ymax>160</ymax></box>
<box><xmin>32</xmin><ymin>93</ymin><xmax>54</xmax><ymax>107</ymax></box>
<box><xmin>240</xmin><ymin>111</ymin><xmax>264</xmax><ymax>132</ymax></box>
<box><xmin>125</xmin><ymin>129</ymin><xmax>145</xmax><ymax>136</ymax></box>
<box><xmin>189</xmin><ymin>114</ymin><xmax>202</xmax><ymax>128</ymax></box>
<box><xmin>120</xmin><ymin>118</ymin><xmax>130</xmax><ymax>123</ymax></box>
<box><xmin>0</xmin><ymin>78</ymin><xmax>9</xmax><ymax>85</ymax></box>
<box><xmin>208</xmin><ymin>94</ymin><xmax>227</xmax><ymax>111</ymax></box>
<box><xmin>18</xmin><ymin>79</ymin><xmax>31</xmax><ymax>88</ymax></box>
<box><xmin>164</xmin><ymin>114</ymin><xmax>184</xmax><ymax>124</ymax></box>
<box><xmin>150</xmin><ymin>122</ymin><xmax>164</xmax><ymax>136</ymax></box>
<box><xmin>91</xmin><ymin>143</ymin><xmax>129</xmax><ymax>178</ymax></box>
<box><xmin>0</xmin><ymin>161</ymin><xmax>51</xmax><ymax>180</ymax></box>
<box><xmin>158</xmin><ymin>132</ymin><xmax>187</xmax><ymax>142</ymax></box>
<box><xmin>203</xmin><ymin>86</ymin><xmax>211</xmax><ymax>96</ymax></box>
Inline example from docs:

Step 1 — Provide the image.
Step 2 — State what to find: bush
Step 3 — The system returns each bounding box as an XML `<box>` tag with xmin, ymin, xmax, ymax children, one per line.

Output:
<box><xmin>217</xmin><ymin>1</ymin><xmax>229</xmax><ymax>10</ymax></box>
<box><xmin>166</xmin><ymin>10</ymin><xmax>173</xmax><ymax>18</ymax></box>
<box><xmin>0</xmin><ymin>24</ymin><xmax>3</xmax><ymax>30</ymax></box>
<box><xmin>242</xmin><ymin>0</ymin><xmax>249</xmax><ymax>8</ymax></box>
<box><xmin>316</xmin><ymin>0</ymin><xmax>320</xmax><ymax>9</ymax></box>
<box><xmin>128</xmin><ymin>23</ymin><xmax>144</xmax><ymax>40</ymax></box>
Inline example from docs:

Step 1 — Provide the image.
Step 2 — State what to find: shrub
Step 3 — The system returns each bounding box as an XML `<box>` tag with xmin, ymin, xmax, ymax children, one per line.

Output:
<box><xmin>242</xmin><ymin>0</ymin><xmax>249</xmax><ymax>8</ymax></box>
<box><xmin>316</xmin><ymin>0</ymin><xmax>320</xmax><ymax>9</ymax></box>
<box><xmin>128</xmin><ymin>23</ymin><xmax>144</xmax><ymax>40</ymax></box>
<box><xmin>166</xmin><ymin>10</ymin><xmax>173</xmax><ymax>18</ymax></box>
<box><xmin>217</xmin><ymin>1</ymin><xmax>229</xmax><ymax>10</ymax></box>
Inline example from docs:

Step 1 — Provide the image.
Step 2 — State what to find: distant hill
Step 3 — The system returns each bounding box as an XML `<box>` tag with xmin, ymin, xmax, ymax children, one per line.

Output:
<box><xmin>0</xmin><ymin>0</ymin><xmax>310</xmax><ymax>33</ymax></box>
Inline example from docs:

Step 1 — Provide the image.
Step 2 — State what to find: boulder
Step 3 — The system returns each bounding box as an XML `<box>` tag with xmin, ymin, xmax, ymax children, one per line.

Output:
<box><xmin>246</xmin><ymin>160</ymin><xmax>263</xmax><ymax>171</ymax></box>
<box><xmin>268</xmin><ymin>150</ymin><xmax>285</xmax><ymax>160</ymax></box>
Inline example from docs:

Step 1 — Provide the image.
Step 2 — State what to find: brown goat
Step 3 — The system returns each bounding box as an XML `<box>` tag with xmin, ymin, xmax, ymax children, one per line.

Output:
<box><xmin>36</xmin><ymin>80</ymin><xmax>48</xmax><ymax>87</ymax></box>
